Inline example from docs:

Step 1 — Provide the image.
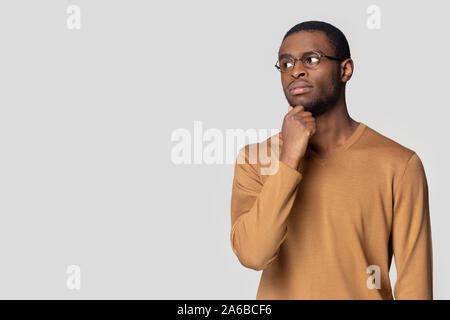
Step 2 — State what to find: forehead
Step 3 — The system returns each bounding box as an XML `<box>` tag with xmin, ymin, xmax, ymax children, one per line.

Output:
<box><xmin>278</xmin><ymin>30</ymin><xmax>334</xmax><ymax>57</ymax></box>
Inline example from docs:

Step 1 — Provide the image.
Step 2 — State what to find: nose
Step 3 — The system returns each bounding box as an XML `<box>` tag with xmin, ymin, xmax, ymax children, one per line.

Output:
<box><xmin>290</xmin><ymin>61</ymin><xmax>308</xmax><ymax>78</ymax></box>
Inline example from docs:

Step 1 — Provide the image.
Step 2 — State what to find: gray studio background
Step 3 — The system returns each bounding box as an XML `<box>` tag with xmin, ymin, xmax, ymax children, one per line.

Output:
<box><xmin>0</xmin><ymin>0</ymin><xmax>448</xmax><ymax>299</ymax></box>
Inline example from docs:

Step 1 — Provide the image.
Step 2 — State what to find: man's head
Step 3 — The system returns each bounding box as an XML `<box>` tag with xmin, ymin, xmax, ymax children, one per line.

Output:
<box><xmin>277</xmin><ymin>21</ymin><xmax>353</xmax><ymax>117</ymax></box>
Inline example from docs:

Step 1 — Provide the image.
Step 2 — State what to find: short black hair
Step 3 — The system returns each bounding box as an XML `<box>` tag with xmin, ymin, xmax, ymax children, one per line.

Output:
<box><xmin>282</xmin><ymin>21</ymin><xmax>351</xmax><ymax>60</ymax></box>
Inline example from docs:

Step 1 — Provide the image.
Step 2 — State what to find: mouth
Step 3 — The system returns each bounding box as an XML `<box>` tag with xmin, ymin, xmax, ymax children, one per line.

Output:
<box><xmin>288</xmin><ymin>81</ymin><xmax>313</xmax><ymax>96</ymax></box>
<box><xmin>290</xmin><ymin>86</ymin><xmax>313</xmax><ymax>95</ymax></box>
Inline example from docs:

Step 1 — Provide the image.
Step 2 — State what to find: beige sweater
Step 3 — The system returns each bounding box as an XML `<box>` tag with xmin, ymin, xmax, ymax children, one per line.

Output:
<box><xmin>230</xmin><ymin>122</ymin><xmax>432</xmax><ymax>299</ymax></box>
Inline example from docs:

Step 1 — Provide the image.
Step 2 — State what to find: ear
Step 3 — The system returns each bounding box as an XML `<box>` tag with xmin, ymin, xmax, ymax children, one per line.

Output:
<box><xmin>340</xmin><ymin>58</ymin><xmax>354</xmax><ymax>83</ymax></box>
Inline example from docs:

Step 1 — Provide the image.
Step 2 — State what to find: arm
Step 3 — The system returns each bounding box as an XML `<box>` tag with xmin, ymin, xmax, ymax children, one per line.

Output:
<box><xmin>392</xmin><ymin>152</ymin><xmax>433</xmax><ymax>299</ymax></box>
<box><xmin>229</xmin><ymin>145</ymin><xmax>303</xmax><ymax>271</ymax></box>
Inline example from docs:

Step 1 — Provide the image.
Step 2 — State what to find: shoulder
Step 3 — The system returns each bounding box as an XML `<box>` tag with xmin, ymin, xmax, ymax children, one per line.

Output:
<box><xmin>359</xmin><ymin>123</ymin><xmax>428</xmax><ymax>184</ymax></box>
<box><xmin>360</xmin><ymin>123</ymin><xmax>417</xmax><ymax>165</ymax></box>
<box><xmin>235</xmin><ymin>131</ymin><xmax>282</xmax><ymax>176</ymax></box>
<box><xmin>236</xmin><ymin>131</ymin><xmax>282</xmax><ymax>163</ymax></box>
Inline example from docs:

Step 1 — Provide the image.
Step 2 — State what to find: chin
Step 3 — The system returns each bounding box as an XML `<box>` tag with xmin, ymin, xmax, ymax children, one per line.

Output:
<box><xmin>290</xmin><ymin>97</ymin><xmax>313</xmax><ymax>108</ymax></box>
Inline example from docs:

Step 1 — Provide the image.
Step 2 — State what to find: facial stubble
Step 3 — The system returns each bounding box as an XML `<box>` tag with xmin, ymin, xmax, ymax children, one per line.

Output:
<box><xmin>286</xmin><ymin>69</ymin><xmax>342</xmax><ymax>118</ymax></box>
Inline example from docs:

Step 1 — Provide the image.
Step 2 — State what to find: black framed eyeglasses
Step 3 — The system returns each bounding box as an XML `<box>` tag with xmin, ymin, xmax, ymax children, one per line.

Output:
<box><xmin>275</xmin><ymin>50</ymin><xmax>344</xmax><ymax>73</ymax></box>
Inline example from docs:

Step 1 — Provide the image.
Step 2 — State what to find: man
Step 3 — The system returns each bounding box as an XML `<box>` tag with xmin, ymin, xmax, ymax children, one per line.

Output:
<box><xmin>229</xmin><ymin>21</ymin><xmax>433</xmax><ymax>299</ymax></box>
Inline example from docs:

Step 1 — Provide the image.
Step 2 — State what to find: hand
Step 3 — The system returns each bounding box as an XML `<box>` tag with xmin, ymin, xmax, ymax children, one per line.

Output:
<box><xmin>280</xmin><ymin>105</ymin><xmax>316</xmax><ymax>170</ymax></box>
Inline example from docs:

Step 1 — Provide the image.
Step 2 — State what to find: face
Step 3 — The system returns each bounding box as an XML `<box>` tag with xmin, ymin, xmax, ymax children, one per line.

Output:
<box><xmin>278</xmin><ymin>31</ymin><xmax>347</xmax><ymax>117</ymax></box>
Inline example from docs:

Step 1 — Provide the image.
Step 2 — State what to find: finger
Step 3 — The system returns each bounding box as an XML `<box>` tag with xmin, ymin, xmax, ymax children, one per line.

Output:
<box><xmin>293</xmin><ymin>113</ymin><xmax>315</xmax><ymax>121</ymax></box>
<box><xmin>297</xmin><ymin>111</ymin><xmax>313</xmax><ymax>117</ymax></box>
<box><xmin>308</xmin><ymin>130</ymin><xmax>316</xmax><ymax>137</ymax></box>
<box><xmin>287</xmin><ymin>105</ymin><xmax>302</xmax><ymax>117</ymax></box>
<box><xmin>289</xmin><ymin>105</ymin><xmax>304</xmax><ymax>115</ymax></box>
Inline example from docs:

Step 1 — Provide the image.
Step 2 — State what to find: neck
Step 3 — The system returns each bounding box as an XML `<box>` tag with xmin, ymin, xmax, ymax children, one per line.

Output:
<box><xmin>308</xmin><ymin>93</ymin><xmax>359</xmax><ymax>157</ymax></box>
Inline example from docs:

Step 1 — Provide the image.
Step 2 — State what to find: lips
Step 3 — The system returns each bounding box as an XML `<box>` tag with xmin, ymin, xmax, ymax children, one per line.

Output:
<box><xmin>289</xmin><ymin>81</ymin><xmax>313</xmax><ymax>95</ymax></box>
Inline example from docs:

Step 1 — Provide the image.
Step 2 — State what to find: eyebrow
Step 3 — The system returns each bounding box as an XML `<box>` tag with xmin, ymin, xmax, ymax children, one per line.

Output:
<box><xmin>278</xmin><ymin>50</ymin><xmax>321</xmax><ymax>60</ymax></box>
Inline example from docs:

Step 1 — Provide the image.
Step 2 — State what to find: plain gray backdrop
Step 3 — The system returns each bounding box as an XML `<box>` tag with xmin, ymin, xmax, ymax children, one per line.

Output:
<box><xmin>0</xmin><ymin>0</ymin><xmax>448</xmax><ymax>299</ymax></box>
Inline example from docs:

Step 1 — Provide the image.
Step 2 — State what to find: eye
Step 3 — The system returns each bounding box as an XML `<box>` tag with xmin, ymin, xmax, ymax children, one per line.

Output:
<box><xmin>283</xmin><ymin>61</ymin><xmax>294</xmax><ymax>68</ymax></box>
<box><xmin>278</xmin><ymin>58</ymin><xmax>295</xmax><ymax>71</ymax></box>
<box><xmin>305</xmin><ymin>56</ymin><xmax>320</xmax><ymax>65</ymax></box>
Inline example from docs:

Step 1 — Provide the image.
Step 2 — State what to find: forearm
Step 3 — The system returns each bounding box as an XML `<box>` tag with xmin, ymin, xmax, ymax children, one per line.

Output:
<box><xmin>230</xmin><ymin>161</ymin><xmax>302</xmax><ymax>270</ymax></box>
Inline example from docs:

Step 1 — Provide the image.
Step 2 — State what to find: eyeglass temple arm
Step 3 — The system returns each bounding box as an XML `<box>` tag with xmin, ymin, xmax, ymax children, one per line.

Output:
<box><xmin>324</xmin><ymin>55</ymin><xmax>344</xmax><ymax>61</ymax></box>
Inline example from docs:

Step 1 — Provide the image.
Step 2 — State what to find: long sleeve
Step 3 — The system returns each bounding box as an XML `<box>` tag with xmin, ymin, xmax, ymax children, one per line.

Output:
<box><xmin>392</xmin><ymin>152</ymin><xmax>433</xmax><ymax>299</ymax></box>
<box><xmin>230</xmin><ymin>145</ymin><xmax>303</xmax><ymax>271</ymax></box>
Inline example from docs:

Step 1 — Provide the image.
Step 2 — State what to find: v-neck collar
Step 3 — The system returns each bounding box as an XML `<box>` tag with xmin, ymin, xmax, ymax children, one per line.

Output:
<box><xmin>278</xmin><ymin>121</ymin><xmax>367</xmax><ymax>167</ymax></box>
<box><xmin>305</xmin><ymin>122</ymin><xmax>367</xmax><ymax>166</ymax></box>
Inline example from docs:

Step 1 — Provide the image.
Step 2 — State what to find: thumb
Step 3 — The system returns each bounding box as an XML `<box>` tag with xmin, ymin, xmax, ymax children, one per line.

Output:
<box><xmin>288</xmin><ymin>106</ymin><xmax>293</xmax><ymax>112</ymax></box>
